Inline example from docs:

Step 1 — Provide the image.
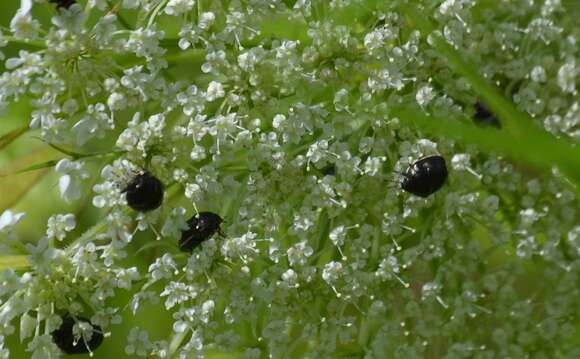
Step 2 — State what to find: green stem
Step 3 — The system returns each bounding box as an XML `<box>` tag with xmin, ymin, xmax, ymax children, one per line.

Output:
<box><xmin>222</xmin><ymin>175</ymin><xmax>249</xmax><ymax>224</ymax></box>
<box><xmin>2</xmin><ymin>36</ymin><xmax>45</xmax><ymax>49</ymax></box>
<box><xmin>168</xmin><ymin>329</ymin><xmax>189</xmax><ymax>358</ymax></box>
<box><xmin>165</xmin><ymin>49</ymin><xmax>206</xmax><ymax>64</ymax></box>
<box><xmin>107</xmin><ymin>1</ymin><xmax>133</xmax><ymax>30</ymax></box>
<box><xmin>0</xmin><ymin>126</ymin><xmax>29</xmax><ymax>150</ymax></box>
<box><xmin>147</xmin><ymin>0</ymin><xmax>170</xmax><ymax>28</ymax></box>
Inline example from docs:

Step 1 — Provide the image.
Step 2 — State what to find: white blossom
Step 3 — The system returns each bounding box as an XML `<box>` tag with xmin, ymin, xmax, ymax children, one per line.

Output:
<box><xmin>54</xmin><ymin>158</ymin><xmax>89</xmax><ymax>202</ymax></box>
<box><xmin>0</xmin><ymin>210</ymin><xmax>25</xmax><ymax>235</ymax></box>
<box><xmin>46</xmin><ymin>213</ymin><xmax>76</xmax><ymax>241</ymax></box>
<box><xmin>165</xmin><ymin>0</ymin><xmax>195</xmax><ymax>16</ymax></box>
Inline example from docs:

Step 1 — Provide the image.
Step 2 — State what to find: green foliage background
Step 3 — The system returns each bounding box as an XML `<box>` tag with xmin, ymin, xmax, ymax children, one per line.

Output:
<box><xmin>1</xmin><ymin>1</ymin><xmax>579</xmax><ymax>358</ymax></box>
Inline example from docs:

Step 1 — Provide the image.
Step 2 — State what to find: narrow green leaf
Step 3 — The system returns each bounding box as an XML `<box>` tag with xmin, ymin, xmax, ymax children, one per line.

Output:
<box><xmin>44</xmin><ymin>142</ymin><xmax>83</xmax><ymax>157</ymax></box>
<box><xmin>0</xmin><ymin>159</ymin><xmax>60</xmax><ymax>177</ymax></box>
<box><xmin>0</xmin><ymin>147</ymin><xmax>61</xmax><ymax>212</ymax></box>
<box><xmin>135</xmin><ymin>240</ymin><xmax>175</xmax><ymax>255</ymax></box>
<box><xmin>0</xmin><ymin>255</ymin><xmax>30</xmax><ymax>271</ymax></box>
<box><xmin>0</xmin><ymin>126</ymin><xmax>28</xmax><ymax>150</ymax></box>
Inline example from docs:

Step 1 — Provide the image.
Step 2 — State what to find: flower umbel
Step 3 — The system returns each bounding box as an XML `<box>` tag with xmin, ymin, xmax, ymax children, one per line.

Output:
<box><xmin>0</xmin><ymin>0</ymin><xmax>579</xmax><ymax>358</ymax></box>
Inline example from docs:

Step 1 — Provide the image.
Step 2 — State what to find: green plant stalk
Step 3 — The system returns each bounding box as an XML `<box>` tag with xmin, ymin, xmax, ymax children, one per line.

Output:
<box><xmin>0</xmin><ymin>126</ymin><xmax>29</xmax><ymax>150</ymax></box>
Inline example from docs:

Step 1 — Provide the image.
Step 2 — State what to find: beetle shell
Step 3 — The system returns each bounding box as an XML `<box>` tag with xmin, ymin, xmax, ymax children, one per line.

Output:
<box><xmin>49</xmin><ymin>0</ymin><xmax>77</xmax><ymax>9</ymax></box>
<box><xmin>123</xmin><ymin>172</ymin><xmax>164</xmax><ymax>212</ymax></box>
<box><xmin>474</xmin><ymin>101</ymin><xmax>501</xmax><ymax>128</ymax></box>
<box><xmin>51</xmin><ymin>315</ymin><xmax>104</xmax><ymax>355</ymax></box>
<box><xmin>179</xmin><ymin>212</ymin><xmax>224</xmax><ymax>252</ymax></box>
<box><xmin>401</xmin><ymin>155</ymin><xmax>448</xmax><ymax>197</ymax></box>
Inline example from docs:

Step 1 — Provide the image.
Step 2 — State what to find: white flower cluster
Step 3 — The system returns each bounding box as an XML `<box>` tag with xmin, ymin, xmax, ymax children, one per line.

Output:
<box><xmin>0</xmin><ymin>0</ymin><xmax>579</xmax><ymax>358</ymax></box>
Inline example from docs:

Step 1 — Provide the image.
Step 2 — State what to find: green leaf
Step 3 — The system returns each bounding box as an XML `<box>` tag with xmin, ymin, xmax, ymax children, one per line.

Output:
<box><xmin>0</xmin><ymin>147</ymin><xmax>61</xmax><ymax>212</ymax></box>
<box><xmin>0</xmin><ymin>159</ymin><xmax>60</xmax><ymax>177</ymax></box>
<box><xmin>0</xmin><ymin>126</ymin><xmax>28</xmax><ymax>150</ymax></box>
<box><xmin>0</xmin><ymin>255</ymin><xmax>30</xmax><ymax>271</ymax></box>
<box><xmin>135</xmin><ymin>240</ymin><xmax>175</xmax><ymax>255</ymax></box>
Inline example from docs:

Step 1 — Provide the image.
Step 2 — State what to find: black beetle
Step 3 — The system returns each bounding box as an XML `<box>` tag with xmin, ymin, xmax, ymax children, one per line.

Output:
<box><xmin>321</xmin><ymin>164</ymin><xmax>336</xmax><ymax>176</ymax></box>
<box><xmin>51</xmin><ymin>315</ymin><xmax>104</xmax><ymax>355</ymax></box>
<box><xmin>179</xmin><ymin>212</ymin><xmax>225</xmax><ymax>252</ymax></box>
<box><xmin>49</xmin><ymin>0</ymin><xmax>77</xmax><ymax>9</ymax></box>
<box><xmin>474</xmin><ymin>101</ymin><xmax>501</xmax><ymax>128</ymax></box>
<box><xmin>123</xmin><ymin>172</ymin><xmax>164</xmax><ymax>212</ymax></box>
<box><xmin>401</xmin><ymin>155</ymin><xmax>448</xmax><ymax>197</ymax></box>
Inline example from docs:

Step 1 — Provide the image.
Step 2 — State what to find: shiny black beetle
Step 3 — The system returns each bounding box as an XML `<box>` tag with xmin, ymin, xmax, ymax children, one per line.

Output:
<box><xmin>49</xmin><ymin>0</ymin><xmax>77</xmax><ymax>9</ymax></box>
<box><xmin>51</xmin><ymin>315</ymin><xmax>104</xmax><ymax>355</ymax></box>
<box><xmin>179</xmin><ymin>212</ymin><xmax>225</xmax><ymax>252</ymax></box>
<box><xmin>474</xmin><ymin>101</ymin><xmax>501</xmax><ymax>128</ymax></box>
<box><xmin>123</xmin><ymin>172</ymin><xmax>164</xmax><ymax>212</ymax></box>
<box><xmin>401</xmin><ymin>155</ymin><xmax>448</xmax><ymax>197</ymax></box>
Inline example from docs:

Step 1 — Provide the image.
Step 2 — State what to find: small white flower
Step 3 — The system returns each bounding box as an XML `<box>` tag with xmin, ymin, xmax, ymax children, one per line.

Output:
<box><xmin>190</xmin><ymin>145</ymin><xmax>207</xmax><ymax>161</ymax></box>
<box><xmin>72</xmin><ymin>103</ymin><xmax>113</xmax><ymax>145</ymax></box>
<box><xmin>26</xmin><ymin>238</ymin><xmax>62</xmax><ymax>273</ymax></box>
<box><xmin>55</xmin><ymin>159</ymin><xmax>90</xmax><ymax>202</ymax></box>
<box><xmin>19</xmin><ymin>312</ymin><xmax>36</xmax><ymax>342</ymax></box>
<box><xmin>161</xmin><ymin>207</ymin><xmax>188</xmax><ymax>238</ymax></box>
<box><xmin>123</xmin><ymin>0</ymin><xmax>141</xmax><ymax>9</ymax></box>
<box><xmin>126</xmin><ymin>327</ymin><xmax>153</xmax><ymax>357</ymax></box>
<box><xmin>160</xmin><ymin>281</ymin><xmax>198</xmax><ymax>309</ymax></box>
<box><xmin>124</xmin><ymin>27</ymin><xmax>166</xmax><ymax>60</ymax></box>
<box><xmin>148</xmin><ymin>253</ymin><xmax>179</xmax><ymax>282</ymax></box>
<box><xmin>272</xmin><ymin>114</ymin><xmax>286</xmax><ymax>129</ymax></box>
<box><xmin>333</xmin><ymin>88</ymin><xmax>350</xmax><ymax>112</ymax></box>
<box><xmin>287</xmin><ymin>241</ymin><xmax>313</xmax><ymax>267</ymax></box>
<box><xmin>322</xmin><ymin>261</ymin><xmax>343</xmax><ymax>283</ymax></box>
<box><xmin>88</xmin><ymin>0</ymin><xmax>109</xmax><ymax>10</ymax></box>
<box><xmin>567</xmin><ymin>226</ymin><xmax>580</xmax><ymax>255</ymax></box>
<box><xmin>416</xmin><ymin>85</ymin><xmax>435</xmax><ymax>107</ymax></box>
<box><xmin>557</xmin><ymin>61</ymin><xmax>577</xmax><ymax>94</ymax></box>
<box><xmin>26</xmin><ymin>334</ymin><xmax>60</xmax><ymax>359</ymax></box>
<box><xmin>19</xmin><ymin>0</ymin><xmax>33</xmax><ymax>14</ymax></box>
<box><xmin>10</xmin><ymin>10</ymin><xmax>41</xmax><ymax>40</ymax></box>
<box><xmin>198</xmin><ymin>12</ymin><xmax>216</xmax><ymax>30</ymax></box>
<box><xmin>516</xmin><ymin>236</ymin><xmax>538</xmax><ymax>258</ymax></box>
<box><xmin>519</xmin><ymin>208</ymin><xmax>543</xmax><ymax>228</ymax></box>
<box><xmin>165</xmin><ymin>0</ymin><xmax>195</xmax><ymax>16</ymax></box>
<box><xmin>115</xmin><ymin>267</ymin><xmax>140</xmax><ymax>289</ymax></box>
<box><xmin>73</xmin><ymin>320</ymin><xmax>99</xmax><ymax>345</ymax></box>
<box><xmin>46</xmin><ymin>213</ymin><xmax>76</xmax><ymax>241</ymax></box>
<box><xmin>415</xmin><ymin>139</ymin><xmax>439</xmax><ymax>155</ymax></box>
<box><xmin>206</xmin><ymin>81</ymin><xmax>225</xmax><ymax>102</ymax></box>
<box><xmin>116</xmin><ymin>113</ymin><xmax>166</xmax><ymax>156</ymax></box>
<box><xmin>364</xmin><ymin>30</ymin><xmax>384</xmax><ymax>53</ymax></box>
<box><xmin>364</xmin><ymin>156</ymin><xmax>383</xmax><ymax>176</ymax></box>
<box><xmin>0</xmin><ymin>210</ymin><xmax>25</xmax><ymax>234</ymax></box>
<box><xmin>530</xmin><ymin>66</ymin><xmax>547</xmax><ymax>83</ymax></box>
<box><xmin>107</xmin><ymin>92</ymin><xmax>127</xmax><ymax>111</ymax></box>
<box><xmin>280</xmin><ymin>269</ymin><xmax>299</xmax><ymax>288</ymax></box>
<box><xmin>200</xmin><ymin>300</ymin><xmax>215</xmax><ymax>323</ymax></box>
<box><xmin>221</xmin><ymin>232</ymin><xmax>259</xmax><ymax>262</ymax></box>
<box><xmin>439</xmin><ymin>0</ymin><xmax>474</xmax><ymax>16</ymax></box>
<box><xmin>51</xmin><ymin>4</ymin><xmax>86</xmax><ymax>32</ymax></box>
<box><xmin>451</xmin><ymin>153</ymin><xmax>471</xmax><ymax>170</ymax></box>
<box><xmin>329</xmin><ymin>226</ymin><xmax>347</xmax><ymax>247</ymax></box>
